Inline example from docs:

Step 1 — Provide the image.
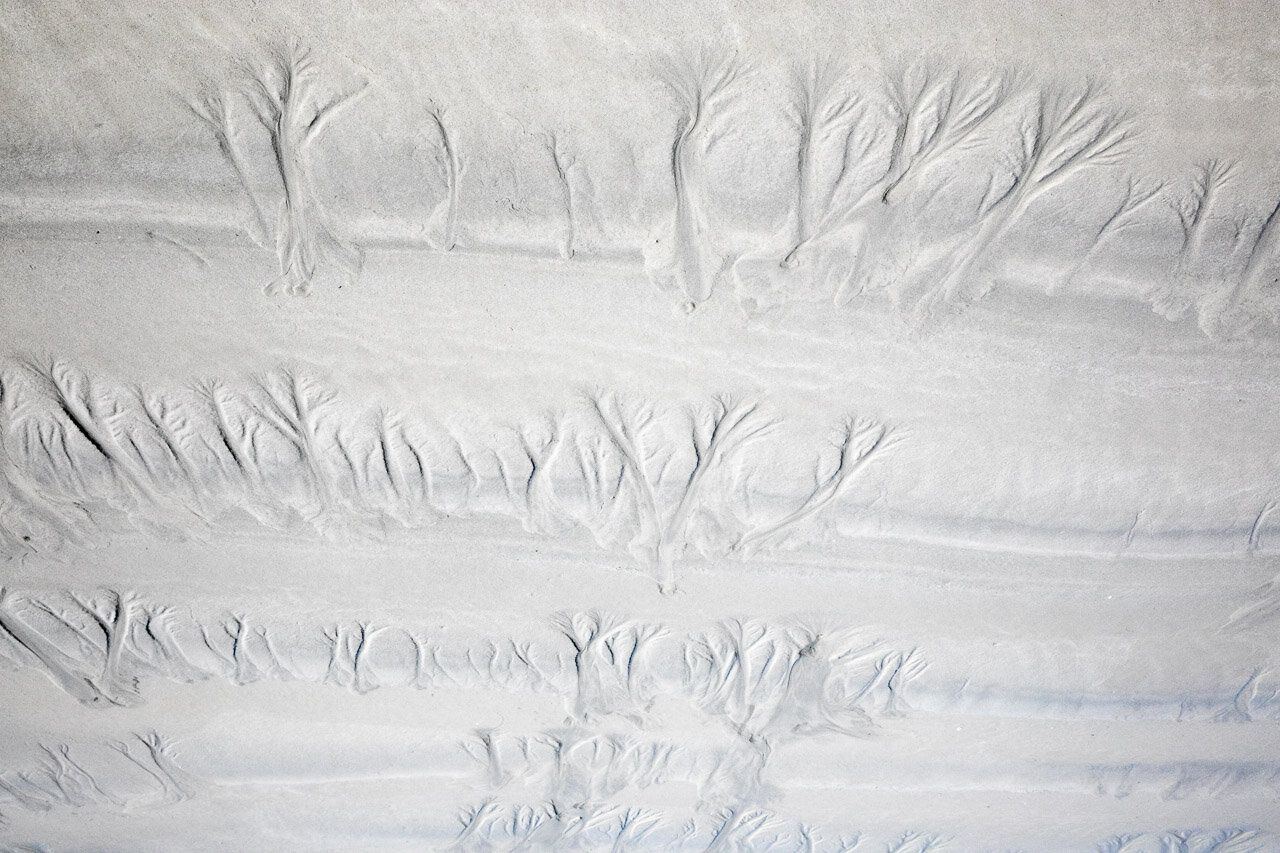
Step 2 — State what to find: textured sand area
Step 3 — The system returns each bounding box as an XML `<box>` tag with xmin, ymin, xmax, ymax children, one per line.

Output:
<box><xmin>1</xmin><ymin>1</ymin><xmax>1279</xmax><ymax>850</ymax></box>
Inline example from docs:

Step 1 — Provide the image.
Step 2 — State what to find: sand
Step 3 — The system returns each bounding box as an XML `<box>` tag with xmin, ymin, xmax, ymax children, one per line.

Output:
<box><xmin>1</xmin><ymin>1</ymin><xmax>1278</xmax><ymax>849</ymax></box>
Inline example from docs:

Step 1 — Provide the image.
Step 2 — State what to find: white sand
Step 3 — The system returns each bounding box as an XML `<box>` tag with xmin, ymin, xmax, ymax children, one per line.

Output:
<box><xmin>1</xmin><ymin>1</ymin><xmax>1278</xmax><ymax>850</ymax></box>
